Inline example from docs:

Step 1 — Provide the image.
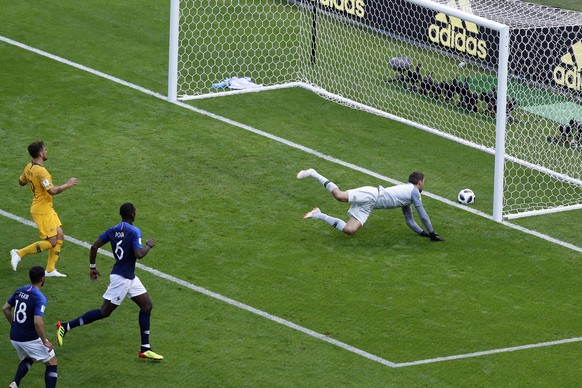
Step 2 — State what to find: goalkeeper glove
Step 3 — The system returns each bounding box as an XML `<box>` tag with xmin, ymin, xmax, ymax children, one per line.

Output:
<box><xmin>428</xmin><ymin>231</ymin><xmax>443</xmax><ymax>241</ymax></box>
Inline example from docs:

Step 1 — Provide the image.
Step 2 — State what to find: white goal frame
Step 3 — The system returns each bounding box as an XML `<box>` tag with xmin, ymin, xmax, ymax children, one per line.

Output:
<box><xmin>169</xmin><ymin>0</ymin><xmax>574</xmax><ymax>223</ymax></box>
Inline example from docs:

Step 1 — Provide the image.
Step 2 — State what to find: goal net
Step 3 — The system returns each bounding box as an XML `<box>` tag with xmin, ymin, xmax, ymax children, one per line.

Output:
<box><xmin>169</xmin><ymin>0</ymin><xmax>582</xmax><ymax>220</ymax></box>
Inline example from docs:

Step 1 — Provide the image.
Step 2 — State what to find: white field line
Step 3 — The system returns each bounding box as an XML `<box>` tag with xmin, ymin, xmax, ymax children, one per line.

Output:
<box><xmin>394</xmin><ymin>337</ymin><xmax>582</xmax><ymax>367</ymax></box>
<box><xmin>2</xmin><ymin>36</ymin><xmax>581</xmax><ymax>366</ymax></box>
<box><xmin>4</xmin><ymin>208</ymin><xmax>581</xmax><ymax>368</ymax></box>
<box><xmin>0</xmin><ymin>208</ymin><xmax>397</xmax><ymax>369</ymax></box>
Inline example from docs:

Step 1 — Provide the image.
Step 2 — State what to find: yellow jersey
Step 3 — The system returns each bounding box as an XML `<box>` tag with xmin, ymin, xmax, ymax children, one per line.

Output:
<box><xmin>19</xmin><ymin>162</ymin><xmax>55</xmax><ymax>214</ymax></box>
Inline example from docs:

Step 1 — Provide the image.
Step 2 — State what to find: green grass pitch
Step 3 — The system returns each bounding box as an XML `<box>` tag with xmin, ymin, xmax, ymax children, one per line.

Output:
<box><xmin>1</xmin><ymin>1</ymin><xmax>581</xmax><ymax>386</ymax></box>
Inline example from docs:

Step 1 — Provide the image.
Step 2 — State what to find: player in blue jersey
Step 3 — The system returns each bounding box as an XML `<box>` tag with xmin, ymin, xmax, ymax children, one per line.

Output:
<box><xmin>297</xmin><ymin>169</ymin><xmax>443</xmax><ymax>240</ymax></box>
<box><xmin>55</xmin><ymin>203</ymin><xmax>163</xmax><ymax>360</ymax></box>
<box><xmin>3</xmin><ymin>266</ymin><xmax>59</xmax><ymax>388</ymax></box>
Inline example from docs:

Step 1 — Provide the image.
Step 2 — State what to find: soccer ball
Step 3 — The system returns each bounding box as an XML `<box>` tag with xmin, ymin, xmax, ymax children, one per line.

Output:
<box><xmin>458</xmin><ymin>189</ymin><xmax>475</xmax><ymax>204</ymax></box>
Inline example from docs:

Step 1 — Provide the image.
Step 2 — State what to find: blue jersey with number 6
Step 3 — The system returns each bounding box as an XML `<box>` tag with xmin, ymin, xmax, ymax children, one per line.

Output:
<box><xmin>6</xmin><ymin>285</ymin><xmax>48</xmax><ymax>342</ymax></box>
<box><xmin>99</xmin><ymin>221</ymin><xmax>143</xmax><ymax>279</ymax></box>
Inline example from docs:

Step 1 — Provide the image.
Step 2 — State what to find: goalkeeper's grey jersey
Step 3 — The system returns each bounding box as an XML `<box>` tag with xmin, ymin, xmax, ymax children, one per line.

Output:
<box><xmin>375</xmin><ymin>183</ymin><xmax>433</xmax><ymax>233</ymax></box>
<box><xmin>374</xmin><ymin>183</ymin><xmax>416</xmax><ymax>209</ymax></box>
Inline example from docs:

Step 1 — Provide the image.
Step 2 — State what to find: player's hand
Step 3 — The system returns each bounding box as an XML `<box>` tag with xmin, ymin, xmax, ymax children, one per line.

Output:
<box><xmin>429</xmin><ymin>231</ymin><xmax>444</xmax><ymax>241</ymax></box>
<box><xmin>420</xmin><ymin>230</ymin><xmax>431</xmax><ymax>238</ymax></box>
<box><xmin>43</xmin><ymin>339</ymin><xmax>54</xmax><ymax>352</ymax></box>
<box><xmin>89</xmin><ymin>268</ymin><xmax>101</xmax><ymax>281</ymax></box>
<box><xmin>146</xmin><ymin>239</ymin><xmax>155</xmax><ymax>248</ymax></box>
<box><xmin>67</xmin><ymin>177</ymin><xmax>79</xmax><ymax>187</ymax></box>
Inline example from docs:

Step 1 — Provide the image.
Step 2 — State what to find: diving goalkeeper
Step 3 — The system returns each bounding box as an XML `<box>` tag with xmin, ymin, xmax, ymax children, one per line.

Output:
<box><xmin>297</xmin><ymin>169</ymin><xmax>443</xmax><ymax>241</ymax></box>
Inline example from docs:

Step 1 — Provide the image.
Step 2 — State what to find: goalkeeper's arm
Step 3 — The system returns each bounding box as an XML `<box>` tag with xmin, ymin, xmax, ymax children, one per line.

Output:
<box><xmin>410</xmin><ymin>190</ymin><xmax>443</xmax><ymax>241</ymax></box>
<box><xmin>402</xmin><ymin>205</ymin><xmax>424</xmax><ymax>235</ymax></box>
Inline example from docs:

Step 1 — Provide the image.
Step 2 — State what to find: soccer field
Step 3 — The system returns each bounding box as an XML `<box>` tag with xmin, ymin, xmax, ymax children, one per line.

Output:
<box><xmin>1</xmin><ymin>1</ymin><xmax>581</xmax><ymax>386</ymax></box>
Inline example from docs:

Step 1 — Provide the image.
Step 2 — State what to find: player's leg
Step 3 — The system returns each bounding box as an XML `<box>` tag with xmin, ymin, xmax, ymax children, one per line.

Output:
<box><xmin>11</xmin><ymin>355</ymin><xmax>34</xmax><ymax>387</ymax></box>
<box><xmin>133</xmin><ymin>295</ymin><xmax>163</xmax><ymax>360</ymax></box>
<box><xmin>342</xmin><ymin>217</ymin><xmax>363</xmax><ymax>235</ymax></box>
<box><xmin>10</xmin><ymin>213</ymin><xmax>54</xmax><ymax>271</ymax></box>
<box><xmin>130</xmin><ymin>279</ymin><xmax>163</xmax><ymax>360</ymax></box>
<box><xmin>132</xmin><ymin>293</ymin><xmax>154</xmax><ymax>352</ymax></box>
<box><xmin>341</xmin><ymin>201</ymin><xmax>371</xmax><ymax>235</ymax></box>
<box><xmin>13</xmin><ymin>240</ymin><xmax>53</xmax><ymax>258</ymax></box>
<box><xmin>297</xmin><ymin>168</ymin><xmax>341</xmax><ymax>196</ymax></box>
<box><xmin>43</xmin><ymin>355</ymin><xmax>58</xmax><ymax>388</ymax></box>
<box><xmin>12</xmin><ymin>338</ymin><xmax>56</xmax><ymax>387</ymax></box>
<box><xmin>56</xmin><ymin>300</ymin><xmax>118</xmax><ymax>346</ymax></box>
<box><xmin>303</xmin><ymin>189</ymin><xmax>370</xmax><ymax>235</ymax></box>
<box><xmin>330</xmin><ymin>187</ymin><xmax>349</xmax><ymax>202</ymax></box>
<box><xmin>303</xmin><ymin>208</ymin><xmax>347</xmax><ymax>232</ymax></box>
<box><xmin>45</xmin><ymin>213</ymin><xmax>66</xmax><ymax>277</ymax></box>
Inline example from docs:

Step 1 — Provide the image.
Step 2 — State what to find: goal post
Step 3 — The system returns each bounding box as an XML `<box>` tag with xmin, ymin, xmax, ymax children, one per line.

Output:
<box><xmin>402</xmin><ymin>0</ymin><xmax>511</xmax><ymax>223</ymax></box>
<box><xmin>169</xmin><ymin>0</ymin><xmax>582</xmax><ymax>221</ymax></box>
<box><xmin>168</xmin><ymin>0</ymin><xmax>180</xmax><ymax>103</ymax></box>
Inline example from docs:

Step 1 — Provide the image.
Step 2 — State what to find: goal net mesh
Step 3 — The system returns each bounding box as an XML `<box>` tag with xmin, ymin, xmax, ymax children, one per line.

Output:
<box><xmin>175</xmin><ymin>0</ymin><xmax>582</xmax><ymax>218</ymax></box>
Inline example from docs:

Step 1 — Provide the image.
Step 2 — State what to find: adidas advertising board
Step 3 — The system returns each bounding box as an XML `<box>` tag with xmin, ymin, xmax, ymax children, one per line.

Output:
<box><xmin>304</xmin><ymin>0</ymin><xmax>581</xmax><ymax>96</ymax></box>
<box><xmin>553</xmin><ymin>40</ymin><xmax>582</xmax><ymax>92</ymax></box>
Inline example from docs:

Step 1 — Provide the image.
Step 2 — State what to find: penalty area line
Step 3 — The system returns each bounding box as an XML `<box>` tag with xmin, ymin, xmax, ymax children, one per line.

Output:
<box><xmin>2</xmin><ymin>37</ymin><xmax>581</xmax><ymax>367</ymax></box>
<box><xmin>2</xmin><ymin>34</ymin><xmax>582</xmax><ymax>255</ymax></box>
<box><xmin>395</xmin><ymin>337</ymin><xmax>582</xmax><ymax>367</ymax></box>
<box><xmin>2</xmin><ymin>208</ymin><xmax>580</xmax><ymax>368</ymax></box>
<box><xmin>0</xmin><ymin>208</ymin><xmax>395</xmax><ymax>369</ymax></box>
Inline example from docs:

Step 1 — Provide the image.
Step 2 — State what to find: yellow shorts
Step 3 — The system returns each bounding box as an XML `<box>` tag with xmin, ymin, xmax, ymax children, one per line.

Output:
<box><xmin>31</xmin><ymin>210</ymin><xmax>62</xmax><ymax>239</ymax></box>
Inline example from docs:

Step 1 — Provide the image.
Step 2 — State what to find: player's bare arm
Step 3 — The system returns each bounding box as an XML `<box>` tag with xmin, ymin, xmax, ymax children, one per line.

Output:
<box><xmin>34</xmin><ymin>315</ymin><xmax>53</xmax><ymax>351</ymax></box>
<box><xmin>2</xmin><ymin>303</ymin><xmax>13</xmax><ymax>323</ymax></box>
<box><xmin>136</xmin><ymin>239</ymin><xmax>155</xmax><ymax>259</ymax></box>
<box><xmin>89</xmin><ymin>238</ymin><xmax>105</xmax><ymax>281</ymax></box>
<box><xmin>47</xmin><ymin>177</ymin><xmax>79</xmax><ymax>196</ymax></box>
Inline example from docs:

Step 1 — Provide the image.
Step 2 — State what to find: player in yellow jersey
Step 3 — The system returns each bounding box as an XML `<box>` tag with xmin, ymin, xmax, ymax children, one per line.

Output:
<box><xmin>10</xmin><ymin>141</ymin><xmax>78</xmax><ymax>277</ymax></box>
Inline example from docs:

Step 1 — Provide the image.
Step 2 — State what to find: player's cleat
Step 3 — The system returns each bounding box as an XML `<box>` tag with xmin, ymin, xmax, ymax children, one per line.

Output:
<box><xmin>303</xmin><ymin>207</ymin><xmax>321</xmax><ymax>219</ymax></box>
<box><xmin>139</xmin><ymin>350</ymin><xmax>164</xmax><ymax>360</ymax></box>
<box><xmin>9</xmin><ymin>382</ymin><xmax>19</xmax><ymax>388</ymax></box>
<box><xmin>55</xmin><ymin>321</ymin><xmax>66</xmax><ymax>347</ymax></box>
<box><xmin>10</xmin><ymin>249</ymin><xmax>21</xmax><ymax>271</ymax></box>
<box><xmin>296</xmin><ymin>168</ymin><xmax>316</xmax><ymax>179</ymax></box>
<box><xmin>45</xmin><ymin>270</ymin><xmax>67</xmax><ymax>278</ymax></box>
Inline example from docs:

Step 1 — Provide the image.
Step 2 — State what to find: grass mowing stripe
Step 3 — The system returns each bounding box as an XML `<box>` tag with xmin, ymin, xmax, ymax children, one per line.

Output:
<box><xmin>3</xmin><ymin>205</ymin><xmax>581</xmax><ymax>367</ymax></box>
<box><xmin>2</xmin><ymin>33</ymin><xmax>581</xmax><ymax>252</ymax></box>
<box><xmin>2</xmin><ymin>35</ymin><xmax>581</xmax><ymax>367</ymax></box>
<box><xmin>0</xmin><ymin>208</ymin><xmax>396</xmax><ymax>368</ymax></box>
<box><xmin>0</xmin><ymin>35</ymin><xmax>165</xmax><ymax>100</ymax></box>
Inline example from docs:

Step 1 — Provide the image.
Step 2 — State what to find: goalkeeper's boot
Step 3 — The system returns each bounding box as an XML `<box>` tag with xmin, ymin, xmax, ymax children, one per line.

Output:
<box><xmin>303</xmin><ymin>207</ymin><xmax>321</xmax><ymax>219</ymax></box>
<box><xmin>296</xmin><ymin>168</ymin><xmax>316</xmax><ymax>179</ymax></box>
<box><xmin>139</xmin><ymin>350</ymin><xmax>164</xmax><ymax>361</ymax></box>
<box><xmin>55</xmin><ymin>321</ymin><xmax>66</xmax><ymax>347</ymax></box>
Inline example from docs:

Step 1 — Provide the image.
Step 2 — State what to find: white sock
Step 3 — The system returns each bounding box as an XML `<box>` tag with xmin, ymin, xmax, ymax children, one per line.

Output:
<box><xmin>311</xmin><ymin>170</ymin><xmax>338</xmax><ymax>193</ymax></box>
<box><xmin>314</xmin><ymin>211</ymin><xmax>346</xmax><ymax>231</ymax></box>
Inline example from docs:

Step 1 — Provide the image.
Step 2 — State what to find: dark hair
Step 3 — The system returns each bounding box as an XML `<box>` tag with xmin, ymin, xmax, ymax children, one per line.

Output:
<box><xmin>28</xmin><ymin>141</ymin><xmax>45</xmax><ymax>158</ymax></box>
<box><xmin>408</xmin><ymin>172</ymin><xmax>425</xmax><ymax>185</ymax></box>
<box><xmin>119</xmin><ymin>202</ymin><xmax>136</xmax><ymax>218</ymax></box>
<box><xmin>29</xmin><ymin>266</ymin><xmax>45</xmax><ymax>283</ymax></box>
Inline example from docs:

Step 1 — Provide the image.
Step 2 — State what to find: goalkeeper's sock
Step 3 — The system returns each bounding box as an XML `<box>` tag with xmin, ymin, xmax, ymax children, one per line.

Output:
<box><xmin>312</xmin><ymin>210</ymin><xmax>346</xmax><ymax>231</ymax></box>
<box><xmin>310</xmin><ymin>171</ymin><xmax>338</xmax><ymax>193</ymax></box>
<box><xmin>18</xmin><ymin>240</ymin><xmax>53</xmax><ymax>258</ymax></box>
